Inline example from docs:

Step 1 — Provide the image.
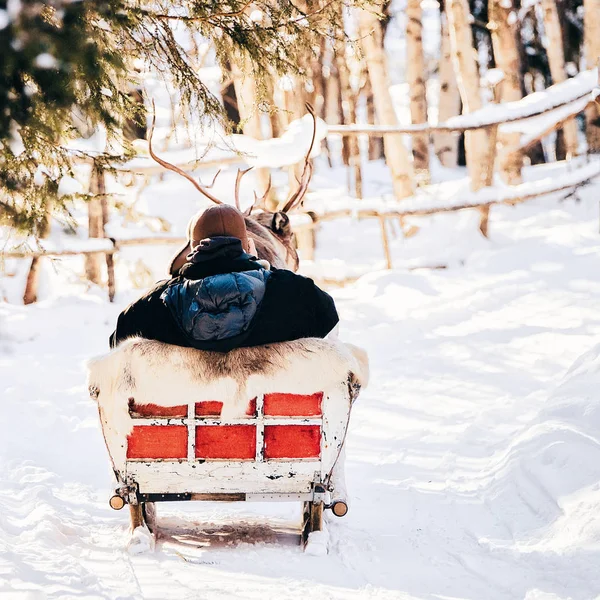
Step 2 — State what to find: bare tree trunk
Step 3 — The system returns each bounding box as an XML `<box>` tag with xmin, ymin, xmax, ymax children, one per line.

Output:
<box><xmin>358</xmin><ymin>2</ymin><xmax>414</xmax><ymax>200</ymax></box>
<box><xmin>406</xmin><ymin>0</ymin><xmax>430</xmax><ymax>185</ymax></box>
<box><xmin>540</xmin><ymin>0</ymin><xmax>579</xmax><ymax>158</ymax></box>
<box><xmin>230</xmin><ymin>56</ymin><xmax>276</xmax><ymax>210</ymax></box>
<box><xmin>335</xmin><ymin>37</ymin><xmax>363</xmax><ymax>198</ymax></box>
<box><xmin>265</xmin><ymin>75</ymin><xmax>283</xmax><ymax>139</ymax></box>
<box><xmin>221</xmin><ymin>61</ymin><xmax>241</xmax><ymax>126</ymax></box>
<box><xmin>434</xmin><ymin>11</ymin><xmax>461</xmax><ymax>167</ymax></box>
<box><xmin>363</xmin><ymin>76</ymin><xmax>385</xmax><ymax>161</ymax></box>
<box><xmin>447</xmin><ymin>0</ymin><xmax>493</xmax><ymax>191</ymax></box>
<box><xmin>489</xmin><ymin>0</ymin><xmax>523</xmax><ymax>183</ymax></box>
<box><xmin>584</xmin><ymin>0</ymin><xmax>600</xmax><ymax>152</ymax></box>
<box><xmin>85</xmin><ymin>164</ymin><xmax>105</xmax><ymax>285</ymax></box>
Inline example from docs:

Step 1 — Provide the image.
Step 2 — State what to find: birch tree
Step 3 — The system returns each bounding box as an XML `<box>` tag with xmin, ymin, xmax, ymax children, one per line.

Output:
<box><xmin>434</xmin><ymin>9</ymin><xmax>461</xmax><ymax>167</ymax></box>
<box><xmin>447</xmin><ymin>0</ymin><xmax>493</xmax><ymax>190</ymax></box>
<box><xmin>406</xmin><ymin>0</ymin><xmax>430</xmax><ymax>184</ymax></box>
<box><xmin>358</xmin><ymin>2</ymin><xmax>414</xmax><ymax>199</ymax></box>
<box><xmin>584</xmin><ymin>0</ymin><xmax>600</xmax><ymax>152</ymax></box>
<box><xmin>541</xmin><ymin>0</ymin><xmax>579</xmax><ymax>158</ymax></box>
<box><xmin>489</xmin><ymin>0</ymin><xmax>523</xmax><ymax>183</ymax></box>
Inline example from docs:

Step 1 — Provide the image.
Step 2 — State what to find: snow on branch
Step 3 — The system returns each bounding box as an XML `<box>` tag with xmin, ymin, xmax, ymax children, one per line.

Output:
<box><xmin>327</xmin><ymin>68</ymin><xmax>598</xmax><ymax>135</ymax></box>
<box><xmin>116</xmin><ymin>113</ymin><xmax>327</xmax><ymax>175</ymax></box>
<box><xmin>311</xmin><ymin>159</ymin><xmax>600</xmax><ymax>219</ymax></box>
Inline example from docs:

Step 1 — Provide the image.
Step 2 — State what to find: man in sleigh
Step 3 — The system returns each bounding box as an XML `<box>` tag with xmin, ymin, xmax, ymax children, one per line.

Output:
<box><xmin>110</xmin><ymin>204</ymin><xmax>339</xmax><ymax>350</ymax></box>
<box><xmin>91</xmin><ymin>204</ymin><xmax>368</xmax><ymax>554</ymax></box>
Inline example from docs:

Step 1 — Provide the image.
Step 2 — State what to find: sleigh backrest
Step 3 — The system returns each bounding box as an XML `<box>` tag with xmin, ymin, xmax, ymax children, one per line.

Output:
<box><xmin>89</xmin><ymin>337</ymin><xmax>367</xmax><ymax>496</ymax></box>
<box><xmin>126</xmin><ymin>392</ymin><xmax>324</xmax><ymax>462</ymax></box>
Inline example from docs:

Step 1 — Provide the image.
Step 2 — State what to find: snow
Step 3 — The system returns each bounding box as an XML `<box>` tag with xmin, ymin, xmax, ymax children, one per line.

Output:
<box><xmin>57</xmin><ymin>176</ymin><xmax>85</xmax><ymax>197</ymax></box>
<box><xmin>451</xmin><ymin>68</ymin><xmax>596</xmax><ymax>129</ymax></box>
<box><xmin>4</xmin><ymin>14</ymin><xmax>600</xmax><ymax>597</ymax></box>
<box><xmin>484</xmin><ymin>68</ymin><xmax>505</xmax><ymax>87</ymax></box>
<box><xmin>34</xmin><ymin>54</ymin><xmax>58</xmax><ymax>70</ymax></box>
<box><xmin>118</xmin><ymin>113</ymin><xmax>326</xmax><ymax>174</ymax></box>
<box><xmin>0</xmin><ymin>10</ymin><xmax>9</xmax><ymax>29</ymax></box>
<box><xmin>501</xmin><ymin>95</ymin><xmax>591</xmax><ymax>144</ymax></box>
<box><xmin>3</xmin><ymin>164</ymin><xmax>600</xmax><ymax>598</ymax></box>
<box><xmin>127</xmin><ymin>526</ymin><xmax>156</xmax><ymax>555</ymax></box>
<box><xmin>230</xmin><ymin>114</ymin><xmax>327</xmax><ymax>169</ymax></box>
<box><xmin>3</xmin><ymin>236</ymin><xmax>115</xmax><ymax>256</ymax></box>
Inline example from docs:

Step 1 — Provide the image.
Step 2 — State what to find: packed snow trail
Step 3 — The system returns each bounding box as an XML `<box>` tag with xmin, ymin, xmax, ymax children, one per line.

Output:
<box><xmin>3</xmin><ymin>195</ymin><xmax>600</xmax><ymax>599</ymax></box>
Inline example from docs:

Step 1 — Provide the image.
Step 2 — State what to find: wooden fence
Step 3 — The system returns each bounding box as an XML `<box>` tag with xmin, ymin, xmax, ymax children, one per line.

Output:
<box><xmin>3</xmin><ymin>70</ymin><xmax>599</xmax><ymax>302</ymax></box>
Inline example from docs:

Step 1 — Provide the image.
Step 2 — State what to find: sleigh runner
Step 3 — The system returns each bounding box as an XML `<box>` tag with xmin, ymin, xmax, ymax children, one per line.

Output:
<box><xmin>87</xmin><ymin>337</ymin><xmax>368</xmax><ymax>552</ymax></box>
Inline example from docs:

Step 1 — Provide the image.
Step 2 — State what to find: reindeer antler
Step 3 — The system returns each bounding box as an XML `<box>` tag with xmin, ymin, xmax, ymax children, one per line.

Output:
<box><xmin>148</xmin><ymin>100</ymin><xmax>223</xmax><ymax>205</ymax></box>
<box><xmin>279</xmin><ymin>103</ymin><xmax>317</xmax><ymax>214</ymax></box>
<box><xmin>234</xmin><ymin>167</ymin><xmax>253</xmax><ymax>210</ymax></box>
<box><xmin>247</xmin><ymin>175</ymin><xmax>272</xmax><ymax>216</ymax></box>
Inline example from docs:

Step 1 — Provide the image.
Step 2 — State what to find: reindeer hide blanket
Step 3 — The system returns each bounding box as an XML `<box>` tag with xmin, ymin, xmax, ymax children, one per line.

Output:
<box><xmin>87</xmin><ymin>337</ymin><xmax>369</xmax><ymax>466</ymax></box>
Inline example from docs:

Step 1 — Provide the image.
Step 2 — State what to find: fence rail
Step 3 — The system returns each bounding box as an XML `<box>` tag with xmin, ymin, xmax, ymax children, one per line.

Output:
<box><xmin>4</xmin><ymin>68</ymin><xmax>599</xmax><ymax>303</ymax></box>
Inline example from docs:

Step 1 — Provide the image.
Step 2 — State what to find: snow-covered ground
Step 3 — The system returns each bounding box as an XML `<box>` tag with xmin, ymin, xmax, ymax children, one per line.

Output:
<box><xmin>2</xmin><ymin>163</ymin><xmax>600</xmax><ymax>598</ymax></box>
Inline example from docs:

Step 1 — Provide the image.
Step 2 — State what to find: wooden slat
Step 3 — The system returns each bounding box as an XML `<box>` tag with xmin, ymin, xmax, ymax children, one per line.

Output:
<box><xmin>127</xmin><ymin>425</ymin><xmax>187</xmax><ymax>459</ymax></box>
<box><xmin>126</xmin><ymin>461</ymin><xmax>320</xmax><ymax>494</ymax></box>
<box><xmin>264</xmin><ymin>425</ymin><xmax>321</xmax><ymax>460</ymax></box>
<box><xmin>263</xmin><ymin>392</ymin><xmax>322</xmax><ymax>417</ymax></box>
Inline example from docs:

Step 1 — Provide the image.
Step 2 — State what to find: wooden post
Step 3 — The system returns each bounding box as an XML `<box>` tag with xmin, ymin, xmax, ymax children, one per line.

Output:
<box><xmin>479</xmin><ymin>205</ymin><xmax>490</xmax><ymax>238</ymax></box>
<box><xmin>23</xmin><ymin>257</ymin><xmax>43</xmax><ymax>305</ymax></box>
<box><xmin>23</xmin><ymin>207</ymin><xmax>50</xmax><ymax>305</ymax></box>
<box><xmin>129</xmin><ymin>504</ymin><xmax>145</xmax><ymax>531</ymax></box>
<box><xmin>379</xmin><ymin>216</ymin><xmax>392</xmax><ymax>269</ymax></box>
<box><xmin>294</xmin><ymin>214</ymin><xmax>317</xmax><ymax>261</ymax></box>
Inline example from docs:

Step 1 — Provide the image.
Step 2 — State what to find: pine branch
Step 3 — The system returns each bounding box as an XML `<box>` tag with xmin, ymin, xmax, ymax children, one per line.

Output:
<box><xmin>151</xmin><ymin>0</ymin><xmax>252</xmax><ymax>22</ymax></box>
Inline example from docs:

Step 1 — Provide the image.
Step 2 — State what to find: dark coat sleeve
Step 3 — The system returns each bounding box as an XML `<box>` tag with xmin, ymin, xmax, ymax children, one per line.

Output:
<box><xmin>309</xmin><ymin>281</ymin><xmax>339</xmax><ymax>337</ymax></box>
<box><xmin>109</xmin><ymin>280</ymin><xmax>183</xmax><ymax>348</ymax></box>
<box><xmin>258</xmin><ymin>270</ymin><xmax>339</xmax><ymax>342</ymax></box>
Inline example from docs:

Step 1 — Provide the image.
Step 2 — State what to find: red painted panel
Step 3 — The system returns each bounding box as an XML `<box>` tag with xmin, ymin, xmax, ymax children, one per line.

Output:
<box><xmin>196</xmin><ymin>425</ymin><xmax>256</xmax><ymax>459</ymax></box>
<box><xmin>130</xmin><ymin>402</ymin><xmax>187</xmax><ymax>418</ymax></box>
<box><xmin>263</xmin><ymin>392</ymin><xmax>323</xmax><ymax>417</ymax></box>
<box><xmin>264</xmin><ymin>425</ymin><xmax>321</xmax><ymax>459</ymax></box>
<box><xmin>127</xmin><ymin>426</ymin><xmax>187</xmax><ymax>459</ymax></box>
<box><xmin>195</xmin><ymin>399</ymin><xmax>257</xmax><ymax>417</ymax></box>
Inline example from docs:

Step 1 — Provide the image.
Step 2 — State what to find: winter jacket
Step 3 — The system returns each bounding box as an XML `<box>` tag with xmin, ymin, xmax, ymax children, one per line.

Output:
<box><xmin>109</xmin><ymin>236</ymin><xmax>339</xmax><ymax>352</ymax></box>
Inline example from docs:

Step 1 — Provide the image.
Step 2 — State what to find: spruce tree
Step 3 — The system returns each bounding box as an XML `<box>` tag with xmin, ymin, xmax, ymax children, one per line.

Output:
<box><xmin>0</xmin><ymin>0</ymin><xmax>351</xmax><ymax>234</ymax></box>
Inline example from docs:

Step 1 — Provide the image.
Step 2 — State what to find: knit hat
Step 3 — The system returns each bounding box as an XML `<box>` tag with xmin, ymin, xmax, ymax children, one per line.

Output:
<box><xmin>169</xmin><ymin>205</ymin><xmax>250</xmax><ymax>275</ymax></box>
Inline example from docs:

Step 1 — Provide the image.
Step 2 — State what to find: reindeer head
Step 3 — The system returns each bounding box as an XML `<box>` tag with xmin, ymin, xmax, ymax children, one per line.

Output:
<box><xmin>149</xmin><ymin>103</ymin><xmax>316</xmax><ymax>274</ymax></box>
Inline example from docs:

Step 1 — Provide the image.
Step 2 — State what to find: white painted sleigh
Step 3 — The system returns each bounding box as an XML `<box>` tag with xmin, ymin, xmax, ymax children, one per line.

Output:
<box><xmin>87</xmin><ymin>337</ymin><xmax>368</xmax><ymax>551</ymax></box>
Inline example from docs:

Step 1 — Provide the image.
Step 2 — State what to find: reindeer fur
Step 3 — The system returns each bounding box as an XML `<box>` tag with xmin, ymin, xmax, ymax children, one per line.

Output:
<box><xmin>87</xmin><ymin>337</ymin><xmax>368</xmax><ymax>467</ymax></box>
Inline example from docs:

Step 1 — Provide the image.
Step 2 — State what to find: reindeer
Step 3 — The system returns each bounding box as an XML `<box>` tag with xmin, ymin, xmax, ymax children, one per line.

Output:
<box><xmin>148</xmin><ymin>104</ymin><xmax>317</xmax><ymax>274</ymax></box>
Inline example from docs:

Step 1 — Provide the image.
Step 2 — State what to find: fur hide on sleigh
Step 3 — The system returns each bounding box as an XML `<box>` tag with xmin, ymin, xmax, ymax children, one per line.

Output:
<box><xmin>87</xmin><ymin>337</ymin><xmax>369</xmax><ymax>467</ymax></box>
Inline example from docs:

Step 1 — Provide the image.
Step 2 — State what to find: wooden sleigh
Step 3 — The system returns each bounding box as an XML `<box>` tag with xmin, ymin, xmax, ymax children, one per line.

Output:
<box><xmin>87</xmin><ymin>338</ymin><xmax>367</xmax><ymax>552</ymax></box>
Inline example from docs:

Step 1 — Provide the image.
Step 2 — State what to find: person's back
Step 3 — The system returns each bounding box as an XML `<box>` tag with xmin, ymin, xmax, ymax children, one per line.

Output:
<box><xmin>110</xmin><ymin>205</ymin><xmax>338</xmax><ymax>350</ymax></box>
